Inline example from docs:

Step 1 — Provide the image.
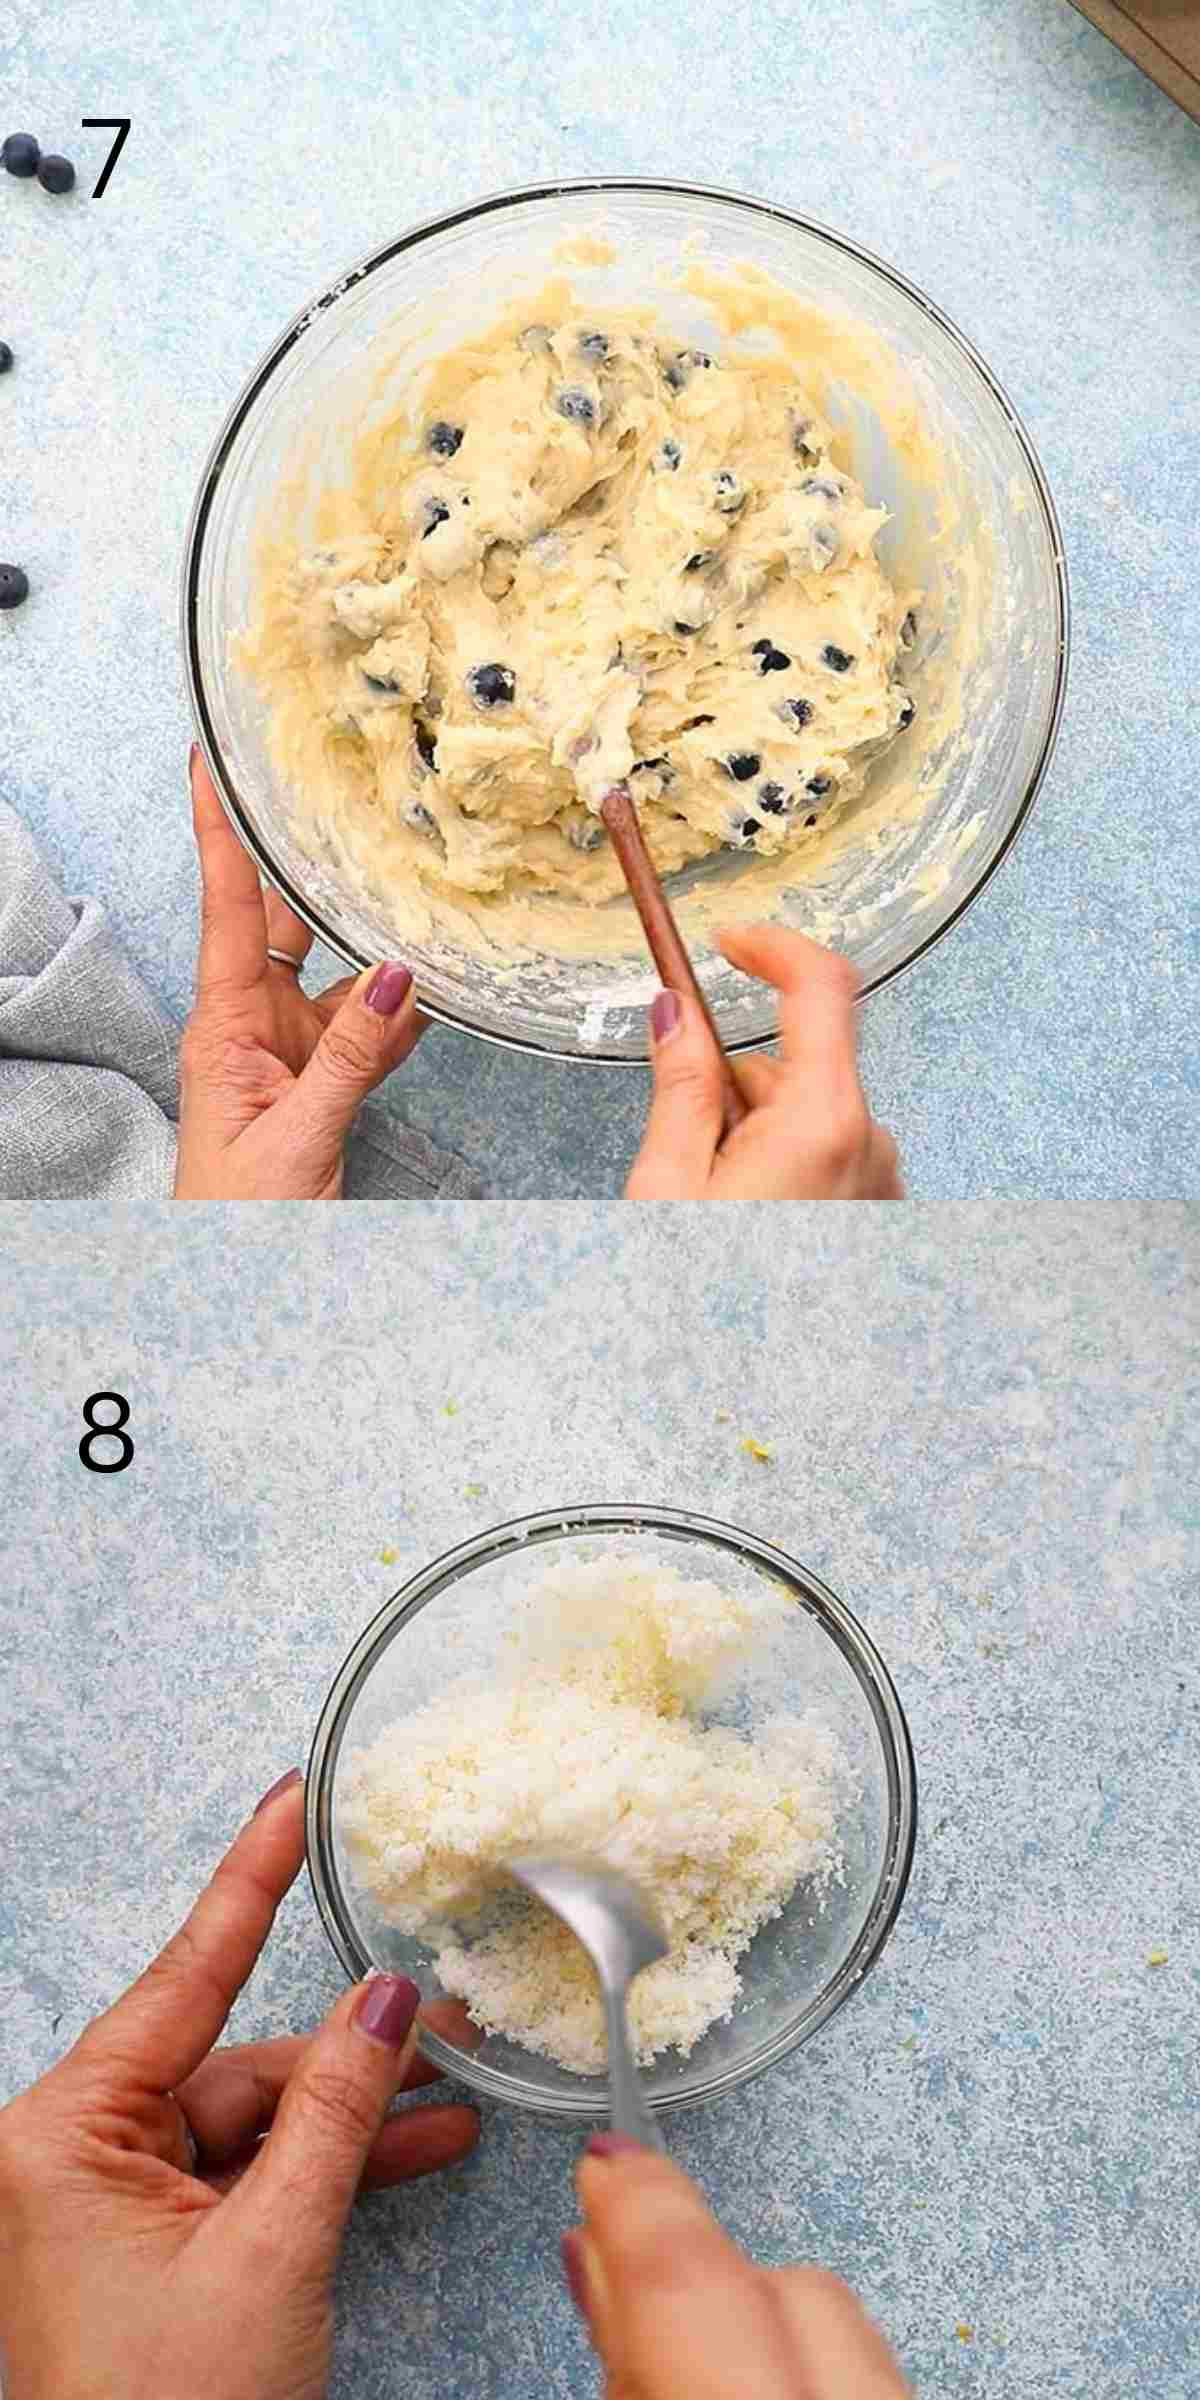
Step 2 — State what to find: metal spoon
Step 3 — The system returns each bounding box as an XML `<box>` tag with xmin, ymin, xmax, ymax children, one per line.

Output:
<box><xmin>508</xmin><ymin>1852</ymin><xmax>669</xmax><ymax>2150</ymax></box>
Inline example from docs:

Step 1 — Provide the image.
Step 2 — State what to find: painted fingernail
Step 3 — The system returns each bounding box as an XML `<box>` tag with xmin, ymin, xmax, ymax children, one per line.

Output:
<box><xmin>365</xmin><ymin>962</ymin><xmax>414</xmax><ymax>1017</ymax></box>
<box><xmin>188</xmin><ymin>740</ymin><xmax>199</xmax><ymax>773</ymax></box>
<box><xmin>561</xmin><ymin>2228</ymin><xmax>590</xmax><ymax>2322</ymax></box>
<box><xmin>585</xmin><ymin>2130</ymin><xmax>645</xmax><ymax>2160</ymax></box>
<box><xmin>354</xmin><ymin>1974</ymin><xmax>421</xmax><ymax>2048</ymax></box>
<box><xmin>650</xmin><ymin>989</ymin><xmax>682</xmax><ymax>1045</ymax></box>
<box><xmin>254</xmin><ymin>1767</ymin><xmax>301</xmax><ymax>1814</ymax></box>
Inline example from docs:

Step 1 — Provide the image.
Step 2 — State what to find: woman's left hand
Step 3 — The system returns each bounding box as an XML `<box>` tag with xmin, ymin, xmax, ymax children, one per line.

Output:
<box><xmin>0</xmin><ymin>1773</ymin><xmax>481</xmax><ymax>2400</ymax></box>
<box><xmin>175</xmin><ymin>749</ymin><xmax>425</xmax><ymax>1198</ymax></box>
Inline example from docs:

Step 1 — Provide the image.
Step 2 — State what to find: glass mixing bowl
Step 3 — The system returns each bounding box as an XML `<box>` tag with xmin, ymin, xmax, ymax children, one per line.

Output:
<box><xmin>305</xmin><ymin>1506</ymin><xmax>917</xmax><ymax>2120</ymax></box>
<box><xmin>185</xmin><ymin>179</ymin><xmax>1068</xmax><ymax>1063</ymax></box>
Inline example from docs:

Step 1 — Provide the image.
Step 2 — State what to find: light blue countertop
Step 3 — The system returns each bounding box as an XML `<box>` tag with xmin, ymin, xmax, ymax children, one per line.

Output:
<box><xmin>1</xmin><ymin>0</ymin><xmax>1197</xmax><ymax>1197</ymax></box>
<box><xmin>2</xmin><ymin>1206</ymin><xmax>1197</xmax><ymax>2396</ymax></box>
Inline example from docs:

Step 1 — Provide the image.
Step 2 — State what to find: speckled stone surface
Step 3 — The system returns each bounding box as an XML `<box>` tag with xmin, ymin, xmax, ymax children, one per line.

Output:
<box><xmin>1</xmin><ymin>1206</ymin><xmax>1197</xmax><ymax>2394</ymax></box>
<box><xmin>1</xmin><ymin>0</ymin><xmax>1198</xmax><ymax>1196</ymax></box>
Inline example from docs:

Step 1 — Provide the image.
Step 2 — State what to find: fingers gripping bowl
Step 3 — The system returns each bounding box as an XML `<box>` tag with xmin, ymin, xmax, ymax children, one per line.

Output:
<box><xmin>185</xmin><ymin>180</ymin><xmax>1067</xmax><ymax>1065</ymax></box>
<box><xmin>305</xmin><ymin>1508</ymin><xmax>917</xmax><ymax>2121</ymax></box>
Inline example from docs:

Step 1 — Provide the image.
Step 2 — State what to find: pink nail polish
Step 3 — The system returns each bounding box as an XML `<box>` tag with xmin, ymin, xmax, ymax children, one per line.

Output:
<box><xmin>354</xmin><ymin>1974</ymin><xmax>421</xmax><ymax>2048</ymax></box>
<box><xmin>585</xmin><ymin>2130</ymin><xmax>644</xmax><ymax>2160</ymax></box>
<box><xmin>561</xmin><ymin>2229</ymin><xmax>590</xmax><ymax>2321</ymax></box>
<box><xmin>254</xmin><ymin>1767</ymin><xmax>301</xmax><ymax>1814</ymax></box>
<box><xmin>650</xmin><ymin>989</ymin><xmax>682</xmax><ymax>1045</ymax></box>
<box><xmin>366</xmin><ymin>962</ymin><xmax>414</xmax><ymax>1017</ymax></box>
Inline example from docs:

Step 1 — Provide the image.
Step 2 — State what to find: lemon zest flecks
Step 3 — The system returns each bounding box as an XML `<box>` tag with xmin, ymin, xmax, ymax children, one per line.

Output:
<box><xmin>741</xmin><ymin>1436</ymin><xmax>773</xmax><ymax>1464</ymax></box>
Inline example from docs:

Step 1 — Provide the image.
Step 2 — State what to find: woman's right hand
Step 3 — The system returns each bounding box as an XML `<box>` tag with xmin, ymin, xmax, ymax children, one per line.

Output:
<box><xmin>564</xmin><ymin>2134</ymin><xmax>910</xmax><ymax>2397</ymax></box>
<box><xmin>625</xmin><ymin>926</ymin><xmax>903</xmax><ymax>1200</ymax></box>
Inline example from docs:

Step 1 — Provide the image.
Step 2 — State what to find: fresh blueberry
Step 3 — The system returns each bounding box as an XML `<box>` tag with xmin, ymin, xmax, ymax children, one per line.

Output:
<box><xmin>657</xmin><ymin>438</ymin><xmax>682</xmax><ymax>471</ymax></box>
<box><xmin>900</xmin><ymin>609</ymin><xmax>918</xmax><ymax>649</ymax></box>
<box><xmin>566</xmin><ymin>815</ymin><xmax>606</xmax><ymax>852</ymax></box>
<box><xmin>414</xmin><ymin>718</ymin><xmax>438</xmax><ymax>771</ymax></box>
<box><xmin>800</xmin><ymin>475</ymin><xmax>843</xmax><ymax>502</ymax></box>
<box><xmin>821</xmin><ymin>643</ymin><xmax>855</xmax><ymax>673</ymax></box>
<box><xmin>1</xmin><ymin>132</ymin><xmax>39</xmax><ymax>178</ymax></box>
<box><xmin>738</xmin><ymin>817</ymin><xmax>761</xmax><ymax>842</ymax></box>
<box><xmin>664</xmin><ymin>348</ymin><xmax>713</xmax><ymax>390</ymax></box>
<box><xmin>895</xmin><ymin>691</ymin><xmax>916</xmax><ymax>728</ymax></box>
<box><xmin>751</xmin><ymin>638</ymin><xmax>791</xmax><ymax>674</ymax></box>
<box><xmin>0</xmin><ymin>562</ymin><xmax>29</xmax><ymax>608</ymax></box>
<box><xmin>780</xmin><ymin>696</ymin><xmax>814</xmax><ymax>728</ymax></box>
<box><xmin>758</xmin><ymin>782</ymin><xmax>787</xmax><ymax>814</ymax></box>
<box><xmin>37</xmin><ymin>154</ymin><xmax>75</xmax><ymax>194</ymax></box>
<box><xmin>806</xmin><ymin>773</ymin><xmax>833</xmax><ymax>798</ymax></box>
<box><xmin>556</xmin><ymin>387</ymin><xmax>596</xmax><ymax>425</ymax></box>
<box><xmin>421</xmin><ymin>498</ymin><xmax>451</xmax><ymax>538</ymax></box>
<box><xmin>578</xmin><ymin>330</ymin><xmax>609</xmax><ymax>360</ymax></box>
<box><xmin>713</xmin><ymin>470</ymin><xmax>744</xmax><ymax>513</ymax></box>
<box><xmin>467</xmin><ymin>662</ymin><xmax>516</xmax><ymax>707</ymax></box>
<box><xmin>426</xmin><ymin>420</ymin><xmax>464</xmax><ymax>457</ymax></box>
<box><xmin>724</xmin><ymin>752</ymin><xmax>761</xmax><ymax>783</ymax></box>
<box><xmin>0</xmin><ymin>342</ymin><xmax>12</xmax><ymax>373</ymax></box>
<box><xmin>685</xmin><ymin>550</ymin><xmax>714</xmax><ymax>572</ymax></box>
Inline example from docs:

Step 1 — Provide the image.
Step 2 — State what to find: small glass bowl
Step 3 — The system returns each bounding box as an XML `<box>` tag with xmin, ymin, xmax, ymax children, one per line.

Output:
<box><xmin>184</xmin><ymin>177</ymin><xmax>1068</xmax><ymax>1065</ymax></box>
<box><xmin>305</xmin><ymin>1505</ymin><xmax>917</xmax><ymax>2120</ymax></box>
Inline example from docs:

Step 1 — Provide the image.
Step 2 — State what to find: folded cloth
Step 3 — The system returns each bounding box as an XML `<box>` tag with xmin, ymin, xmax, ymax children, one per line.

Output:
<box><xmin>0</xmin><ymin>800</ymin><xmax>479</xmax><ymax>1199</ymax></box>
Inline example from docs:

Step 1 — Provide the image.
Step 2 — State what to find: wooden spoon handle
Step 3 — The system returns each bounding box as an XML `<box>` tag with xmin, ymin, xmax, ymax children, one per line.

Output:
<box><xmin>600</xmin><ymin>783</ymin><xmax>747</xmax><ymax>1135</ymax></box>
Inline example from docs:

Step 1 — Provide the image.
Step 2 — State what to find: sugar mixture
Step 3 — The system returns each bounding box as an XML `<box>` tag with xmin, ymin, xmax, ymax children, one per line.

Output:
<box><xmin>339</xmin><ymin>1553</ymin><xmax>847</xmax><ymax>2074</ymax></box>
<box><xmin>241</xmin><ymin>286</ymin><xmax>920</xmax><ymax>912</ymax></box>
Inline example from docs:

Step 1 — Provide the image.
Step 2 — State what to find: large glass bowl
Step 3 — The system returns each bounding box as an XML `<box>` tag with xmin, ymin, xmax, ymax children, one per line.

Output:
<box><xmin>305</xmin><ymin>1506</ymin><xmax>917</xmax><ymax>2121</ymax></box>
<box><xmin>185</xmin><ymin>179</ymin><xmax>1068</xmax><ymax>1063</ymax></box>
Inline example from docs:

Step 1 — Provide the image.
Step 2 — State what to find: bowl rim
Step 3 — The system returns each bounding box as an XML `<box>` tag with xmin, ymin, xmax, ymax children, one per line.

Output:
<box><xmin>184</xmin><ymin>174</ymin><xmax>1070</xmax><ymax>1065</ymax></box>
<box><xmin>304</xmin><ymin>1501</ymin><xmax>919</xmax><ymax>2118</ymax></box>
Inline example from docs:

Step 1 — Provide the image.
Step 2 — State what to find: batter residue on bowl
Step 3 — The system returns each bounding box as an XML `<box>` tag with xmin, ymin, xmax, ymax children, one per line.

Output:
<box><xmin>241</xmin><ymin>284</ymin><xmax>921</xmax><ymax>911</ymax></box>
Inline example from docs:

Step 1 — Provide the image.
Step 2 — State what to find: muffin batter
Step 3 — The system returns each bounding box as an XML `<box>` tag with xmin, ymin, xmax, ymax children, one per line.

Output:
<box><xmin>242</xmin><ymin>287</ymin><xmax>920</xmax><ymax>907</ymax></box>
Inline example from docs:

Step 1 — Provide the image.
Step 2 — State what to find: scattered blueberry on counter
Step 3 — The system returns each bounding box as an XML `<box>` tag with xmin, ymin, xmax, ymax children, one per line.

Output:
<box><xmin>0</xmin><ymin>341</ymin><xmax>12</xmax><ymax>373</ymax></box>
<box><xmin>37</xmin><ymin>154</ymin><xmax>75</xmax><ymax>195</ymax></box>
<box><xmin>468</xmin><ymin>662</ymin><xmax>516</xmax><ymax>708</ymax></box>
<box><xmin>0</xmin><ymin>563</ymin><xmax>30</xmax><ymax>609</ymax></box>
<box><xmin>1</xmin><ymin>132</ymin><xmax>40</xmax><ymax>177</ymax></box>
<box><xmin>821</xmin><ymin>643</ymin><xmax>855</xmax><ymax>673</ymax></box>
<box><xmin>426</xmin><ymin>420</ymin><xmax>464</xmax><ymax>457</ymax></box>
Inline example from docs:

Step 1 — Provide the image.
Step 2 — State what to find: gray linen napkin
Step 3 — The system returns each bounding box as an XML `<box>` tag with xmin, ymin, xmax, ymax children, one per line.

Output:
<box><xmin>0</xmin><ymin>800</ymin><xmax>479</xmax><ymax>1199</ymax></box>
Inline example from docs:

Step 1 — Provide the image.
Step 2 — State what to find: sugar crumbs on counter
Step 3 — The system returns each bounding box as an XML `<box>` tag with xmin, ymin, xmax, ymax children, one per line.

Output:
<box><xmin>340</xmin><ymin>1551</ymin><xmax>848</xmax><ymax>2074</ymax></box>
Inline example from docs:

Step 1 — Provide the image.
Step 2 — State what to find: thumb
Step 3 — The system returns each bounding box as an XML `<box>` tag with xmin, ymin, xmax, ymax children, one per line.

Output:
<box><xmin>625</xmin><ymin>989</ymin><xmax>725</xmax><ymax>1199</ymax></box>
<box><xmin>229</xmin><ymin>1974</ymin><xmax>422</xmax><ymax>2270</ymax></box>
<box><xmin>279</xmin><ymin>962</ymin><xmax>420</xmax><ymax>1169</ymax></box>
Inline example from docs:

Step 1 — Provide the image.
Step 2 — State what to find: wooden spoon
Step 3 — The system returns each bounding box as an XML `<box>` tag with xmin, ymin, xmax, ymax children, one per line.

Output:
<box><xmin>600</xmin><ymin>782</ymin><xmax>747</xmax><ymax>1135</ymax></box>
